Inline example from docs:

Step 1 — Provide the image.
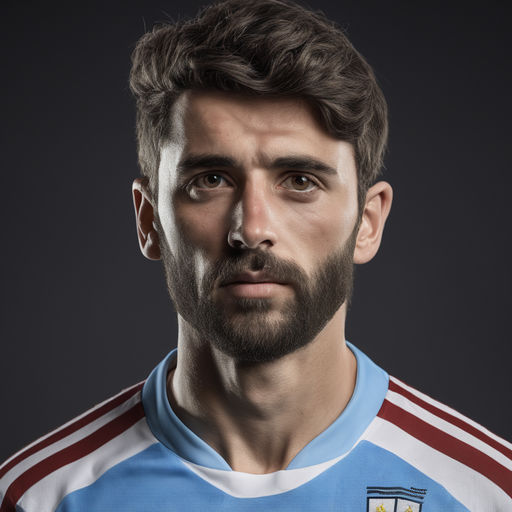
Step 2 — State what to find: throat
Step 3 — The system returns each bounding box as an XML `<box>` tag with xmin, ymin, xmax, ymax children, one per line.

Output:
<box><xmin>169</xmin><ymin>326</ymin><xmax>357</xmax><ymax>474</ymax></box>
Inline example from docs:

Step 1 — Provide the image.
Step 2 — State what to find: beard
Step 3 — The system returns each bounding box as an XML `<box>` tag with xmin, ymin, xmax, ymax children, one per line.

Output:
<box><xmin>157</xmin><ymin>224</ymin><xmax>357</xmax><ymax>363</ymax></box>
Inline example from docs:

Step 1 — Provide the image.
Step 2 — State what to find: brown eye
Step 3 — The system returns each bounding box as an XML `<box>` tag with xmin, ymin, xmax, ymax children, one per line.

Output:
<box><xmin>282</xmin><ymin>175</ymin><xmax>317</xmax><ymax>191</ymax></box>
<box><xmin>195</xmin><ymin>174</ymin><xmax>227</xmax><ymax>188</ymax></box>
<box><xmin>204</xmin><ymin>174</ymin><xmax>222</xmax><ymax>187</ymax></box>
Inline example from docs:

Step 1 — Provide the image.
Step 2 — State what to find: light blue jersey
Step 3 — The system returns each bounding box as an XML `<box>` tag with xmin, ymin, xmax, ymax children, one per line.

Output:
<box><xmin>1</xmin><ymin>343</ymin><xmax>511</xmax><ymax>511</ymax></box>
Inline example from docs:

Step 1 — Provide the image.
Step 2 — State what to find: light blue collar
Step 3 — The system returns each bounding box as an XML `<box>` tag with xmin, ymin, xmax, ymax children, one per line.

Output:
<box><xmin>142</xmin><ymin>341</ymin><xmax>389</xmax><ymax>470</ymax></box>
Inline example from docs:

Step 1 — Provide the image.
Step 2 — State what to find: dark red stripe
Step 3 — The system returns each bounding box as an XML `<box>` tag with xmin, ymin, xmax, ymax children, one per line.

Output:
<box><xmin>0</xmin><ymin>383</ymin><xmax>144</xmax><ymax>480</ymax></box>
<box><xmin>389</xmin><ymin>378</ymin><xmax>512</xmax><ymax>461</ymax></box>
<box><xmin>378</xmin><ymin>399</ymin><xmax>512</xmax><ymax>498</ymax></box>
<box><xmin>0</xmin><ymin>401</ymin><xmax>146</xmax><ymax>512</ymax></box>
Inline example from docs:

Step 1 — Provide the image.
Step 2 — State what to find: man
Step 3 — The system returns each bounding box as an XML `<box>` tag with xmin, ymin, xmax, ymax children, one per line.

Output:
<box><xmin>1</xmin><ymin>0</ymin><xmax>510</xmax><ymax>510</ymax></box>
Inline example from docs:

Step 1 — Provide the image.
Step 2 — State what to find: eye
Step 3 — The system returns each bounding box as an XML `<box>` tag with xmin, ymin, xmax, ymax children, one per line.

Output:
<box><xmin>191</xmin><ymin>173</ymin><xmax>230</xmax><ymax>189</ymax></box>
<box><xmin>281</xmin><ymin>175</ymin><xmax>318</xmax><ymax>192</ymax></box>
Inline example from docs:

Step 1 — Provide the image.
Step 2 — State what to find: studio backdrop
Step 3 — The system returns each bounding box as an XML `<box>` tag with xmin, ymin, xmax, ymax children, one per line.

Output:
<box><xmin>1</xmin><ymin>0</ymin><xmax>510</xmax><ymax>461</ymax></box>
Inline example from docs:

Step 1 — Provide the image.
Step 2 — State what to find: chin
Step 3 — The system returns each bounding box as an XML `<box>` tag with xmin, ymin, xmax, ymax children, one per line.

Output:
<box><xmin>207</xmin><ymin>313</ymin><xmax>316</xmax><ymax>364</ymax></box>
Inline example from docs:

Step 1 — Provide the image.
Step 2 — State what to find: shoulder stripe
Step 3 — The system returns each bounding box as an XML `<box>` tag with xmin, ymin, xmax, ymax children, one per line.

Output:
<box><xmin>389</xmin><ymin>377</ymin><xmax>512</xmax><ymax>460</ymax></box>
<box><xmin>377</xmin><ymin>398</ymin><xmax>512</xmax><ymax>498</ymax></box>
<box><xmin>385</xmin><ymin>389</ymin><xmax>512</xmax><ymax>471</ymax></box>
<box><xmin>17</xmin><ymin>420</ymin><xmax>156</xmax><ymax>512</ymax></box>
<box><xmin>0</xmin><ymin>382</ymin><xmax>144</xmax><ymax>480</ymax></box>
<box><xmin>0</xmin><ymin>401</ymin><xmax>145</xmax><ymax>512</ymax></box>
<box><xmin>389</xmin><ymin>377</ymin><xmax>512</xmax><ymax>452</ymax></box>
<box><xmin>0</xmin><ymin>387</ymin><xmax>144</xmax><ymax>496</ymax></box>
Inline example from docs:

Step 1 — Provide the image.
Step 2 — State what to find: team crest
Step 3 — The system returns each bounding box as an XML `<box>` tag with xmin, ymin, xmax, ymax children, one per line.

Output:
<box><xmin>366</xmin><ymin>486</ymin><xmax>426</xmax><ymax>511</ymax></box>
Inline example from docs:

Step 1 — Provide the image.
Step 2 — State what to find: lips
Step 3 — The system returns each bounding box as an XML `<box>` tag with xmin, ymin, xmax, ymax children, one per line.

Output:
<box><xmin>220</xmin><ymin>271</ymin><xmax>286</xmax><ymax>287</ymax></box>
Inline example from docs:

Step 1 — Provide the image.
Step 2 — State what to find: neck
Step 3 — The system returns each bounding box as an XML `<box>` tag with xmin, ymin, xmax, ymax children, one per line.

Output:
<box><xmin>168</xmin><ymin>306</ymin><xmax>356</xmax><ymax>474</ymax></box>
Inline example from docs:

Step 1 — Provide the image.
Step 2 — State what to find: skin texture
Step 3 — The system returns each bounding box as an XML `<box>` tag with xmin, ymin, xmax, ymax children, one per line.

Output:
<box><xmin>132</xmin><ymin>91</ymin><xmax>393</xmax><ymax>473</ymax></box>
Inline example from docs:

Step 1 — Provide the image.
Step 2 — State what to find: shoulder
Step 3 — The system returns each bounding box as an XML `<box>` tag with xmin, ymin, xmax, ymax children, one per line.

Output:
<box><xmin>0</xmin><ymin>382</ymin><xmax>156</xmax><ymax>512</ymax></box>
<box><xmin>362</xmin><ymin>375</ymin><xmax>512</xmax><ymax>510</ymax></box>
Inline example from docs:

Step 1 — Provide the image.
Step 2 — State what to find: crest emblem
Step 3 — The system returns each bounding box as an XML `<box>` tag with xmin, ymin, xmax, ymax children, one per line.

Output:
<box><xmin>366</xmin><ymin>486</ymin><xmax>427</xmax><ymax>512</ymax></box>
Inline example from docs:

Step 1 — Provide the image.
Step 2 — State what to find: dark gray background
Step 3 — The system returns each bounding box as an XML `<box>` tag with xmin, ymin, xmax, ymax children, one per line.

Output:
<box><xmin>1</xmin><ymin>1</ymin><xmax>511</xmax><ymax>461</ymax></box>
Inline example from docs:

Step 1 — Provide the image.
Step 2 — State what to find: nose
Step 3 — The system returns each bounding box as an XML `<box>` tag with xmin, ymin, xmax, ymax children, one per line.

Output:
<box><xmin>228</xmin><ymin>179</ymin><xmax>277</xmax><ymax>250</ymax></box>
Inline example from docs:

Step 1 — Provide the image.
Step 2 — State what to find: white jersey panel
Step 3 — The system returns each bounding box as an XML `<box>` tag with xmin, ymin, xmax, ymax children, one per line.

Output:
<box><xmin>363</xmin><ymin>416</ymin><xmax>511</xmax><ymax>511</ymax></box>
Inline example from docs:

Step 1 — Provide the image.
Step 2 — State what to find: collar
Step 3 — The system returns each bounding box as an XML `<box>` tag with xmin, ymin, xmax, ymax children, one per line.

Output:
<box><xmin>142</xmin><ymin>341</ymin><xmax>388</xmax><ymax>470</ymax></box>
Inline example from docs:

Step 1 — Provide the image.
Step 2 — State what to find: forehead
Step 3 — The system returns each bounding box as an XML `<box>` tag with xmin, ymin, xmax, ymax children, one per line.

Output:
<box><xmin>178</xmin><ymin>90</ymin><xmax>320</xmax><ymax>132</ymax></box>
<box><xmin>171</xmin><ymin>91</ymin><xmax>354</xmax><ymax>168</ymax></box>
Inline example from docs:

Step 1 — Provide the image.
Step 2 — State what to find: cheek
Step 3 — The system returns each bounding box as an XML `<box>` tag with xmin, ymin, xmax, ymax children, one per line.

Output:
<box><xmin>171</xmin><ymin>199</ymin><xmax>231</xmax><ymax>256</ymax></box>
<box><xmin>160</xmin><ymin>201</ymin><xmax>228</xmax><ymax>293</ymax></box>
<box><xmin>282</xmin><ymin>198</ymin><xmax>358</xmax><ymax>266</ymax></box>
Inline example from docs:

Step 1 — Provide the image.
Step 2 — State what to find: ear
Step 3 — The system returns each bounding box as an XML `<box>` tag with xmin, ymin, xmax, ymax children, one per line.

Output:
<box><xmin>353</xmin><ymin>181</ymin><xmax>393</xmax><ymax>264</ymax></box>
<box><xmin>132</xmin><ymin>178</ymin><xmax>161</xmax><ymax>260</ymax></box>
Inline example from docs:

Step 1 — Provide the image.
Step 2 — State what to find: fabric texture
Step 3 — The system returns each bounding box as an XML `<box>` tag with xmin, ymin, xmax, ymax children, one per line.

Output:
<box><xmin>1</xmin><ymin>343</ymin><xmax>510</xmax><ymax>511</ymax></box>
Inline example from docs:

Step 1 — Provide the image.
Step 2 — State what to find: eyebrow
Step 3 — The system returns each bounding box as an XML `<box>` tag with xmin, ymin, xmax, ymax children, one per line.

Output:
<box><xmin>271</xmin><ymin>156</ymin><xmax>338</xmax><ymax>176</ymax></box>
<box><xmin>177</xmin><ymin>154</ymin><xmax>237</xmax><ymax>174</ymax></box>
<box><xmin>176</xmin><ymin>153</ymin><xmax>338</xmax><ymax>176</ymax></box>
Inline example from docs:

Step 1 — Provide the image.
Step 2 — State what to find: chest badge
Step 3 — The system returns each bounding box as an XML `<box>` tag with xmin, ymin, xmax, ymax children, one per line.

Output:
<box><xmin>366</xmin><ymin>486</ymin><xmax>427</xmax><ymax>512</ymax></box>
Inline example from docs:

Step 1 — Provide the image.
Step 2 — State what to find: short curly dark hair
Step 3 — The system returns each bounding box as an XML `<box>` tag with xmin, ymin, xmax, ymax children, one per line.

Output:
<box><xmin>129</xmin><ymin>0</ymin><xmax>388</xmax><ymax>209</ymax></box>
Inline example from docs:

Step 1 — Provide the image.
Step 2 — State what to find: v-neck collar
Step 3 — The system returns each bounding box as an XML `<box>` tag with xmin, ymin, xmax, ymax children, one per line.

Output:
<box><xmin>142</xmin><ymin>341</ymin><xmax>388</xmax><ymax>470</ymax></box>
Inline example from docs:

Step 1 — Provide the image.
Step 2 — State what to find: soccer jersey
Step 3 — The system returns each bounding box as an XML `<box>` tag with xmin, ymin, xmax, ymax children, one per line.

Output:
<box><xmin>1</xmin><ymin>342</ymin><xmax>511</xmax><ymax>511</ymax></box>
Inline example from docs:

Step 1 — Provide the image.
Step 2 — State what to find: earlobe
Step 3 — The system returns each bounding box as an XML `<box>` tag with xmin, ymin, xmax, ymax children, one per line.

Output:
<box><xmin>132</xmin><ymin>178</ymin><xmax>161</xmax><ymax>261</ymax></box>
<box><xmin>353</xmin><ymin>181</ymin><xmax>393</xmax><ymax>264</ymax></box>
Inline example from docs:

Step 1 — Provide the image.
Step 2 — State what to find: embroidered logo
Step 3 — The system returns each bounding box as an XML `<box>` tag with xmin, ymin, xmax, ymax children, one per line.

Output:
<box><xmin>366</xmin><ymin>486</ymin><xmax>427</xmax><ymax>512</ymax></box>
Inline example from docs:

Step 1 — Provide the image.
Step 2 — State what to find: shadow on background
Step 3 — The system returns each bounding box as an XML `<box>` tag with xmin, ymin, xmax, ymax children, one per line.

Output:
<box><xmin>0</xmin><ymin>1</ymin><xmax>510</xmax><ymax>460</ymax></box>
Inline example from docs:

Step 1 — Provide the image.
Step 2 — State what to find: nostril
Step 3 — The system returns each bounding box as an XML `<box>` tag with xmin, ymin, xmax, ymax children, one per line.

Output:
<box><xmin>228</xmin><ymin>231</ymin><xmax>247</xmax><ymax>249</ymax></box>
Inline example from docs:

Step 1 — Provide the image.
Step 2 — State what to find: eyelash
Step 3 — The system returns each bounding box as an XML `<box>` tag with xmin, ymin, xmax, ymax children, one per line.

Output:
<box><xmin>280</xmin><ymin>175</ymin><xmax>319</xmax><ymax>192</ymax></box>
<box><xmin>186</xmin><ymin>173</ymin><xmax>320</xmax><ymax>193</ymax></box>
<box><xmin>189</xmin><ymin>174</ymin><xmax>230</xmax><ymax>189</ymax></box>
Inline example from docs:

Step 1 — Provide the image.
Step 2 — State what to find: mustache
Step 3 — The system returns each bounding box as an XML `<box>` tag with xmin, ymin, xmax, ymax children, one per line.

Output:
<box><xmin>205</xmin><ymin>250</ymin><xmax>307</xmax><ymax>291</ymax></box>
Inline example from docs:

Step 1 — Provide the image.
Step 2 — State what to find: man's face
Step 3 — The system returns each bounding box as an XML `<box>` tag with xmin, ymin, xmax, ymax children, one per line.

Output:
<box><xmin>155</xmin><ymin>91</ymin><xmax>360</xmax><ymax>362</ymax></box>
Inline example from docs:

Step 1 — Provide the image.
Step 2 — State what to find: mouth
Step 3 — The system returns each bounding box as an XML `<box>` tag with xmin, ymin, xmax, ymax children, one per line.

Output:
<box><xmin>220</xmin><ymin>272</ymin><xmax>289</xmax><ymax>298</ymax></box>
<box><xmin>220</xmin><ymin>271</ymin><xmax>287</xmax><ymax>287</ymax></box>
